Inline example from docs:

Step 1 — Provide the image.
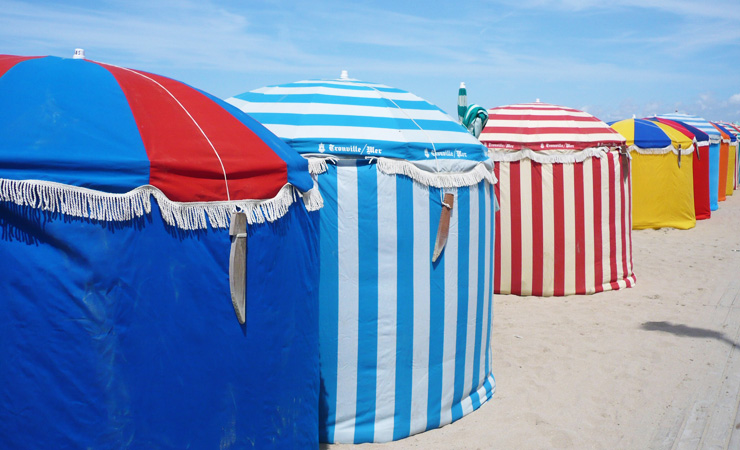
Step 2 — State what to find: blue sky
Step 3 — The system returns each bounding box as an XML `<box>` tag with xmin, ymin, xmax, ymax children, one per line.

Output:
<box><xmin>2</xmin><ymin>0</ymin><xmax>739</xmax><ymax>123</ymax></box>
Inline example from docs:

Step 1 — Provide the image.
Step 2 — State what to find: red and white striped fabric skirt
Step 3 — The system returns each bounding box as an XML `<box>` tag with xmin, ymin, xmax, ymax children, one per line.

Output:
<box><xmin>493</xmin><ymin>152</ymin><xmax>635</xmax><ymax>296</ymax></box>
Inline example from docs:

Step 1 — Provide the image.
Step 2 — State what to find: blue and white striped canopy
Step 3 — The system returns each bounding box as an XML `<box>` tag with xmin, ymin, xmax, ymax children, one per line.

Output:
<box><xmin>226</xmin><ymin>75</ymin><xmax>489</xmax><ymax>173</ymax></box>
<box><xmin>656</xmin><ymin>113</ymin><xmax>722</xmax><ymax>144</ymax></box>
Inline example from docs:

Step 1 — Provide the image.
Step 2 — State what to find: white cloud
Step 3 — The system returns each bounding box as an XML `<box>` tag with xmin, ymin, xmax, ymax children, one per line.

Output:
<box><xmin>730</xmin><ymin>94</ymin><xmax>740</xmax><ymax>104</ymax></box>
<box><xmin>0</xmin><ymin>0</ymin><xmax>325</xmax><ymax>71</ymax></box>
<box><xmin>599</xmin><ymin>92</ymin><xmax>740</xmax><ymax>123</ymax></box>
<box><xmin>491</xmin><ymin>0</ymin><xmax>740</xmax><ymax>20</ymax></box>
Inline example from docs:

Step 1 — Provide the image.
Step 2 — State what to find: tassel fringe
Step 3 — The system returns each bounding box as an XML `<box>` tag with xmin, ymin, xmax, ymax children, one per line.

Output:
<box><xmin>304</xmin><ymin>155</ymin><xmax>497</xmax><ymax>188</ymax></box>
<box><xmin>374</xmin><ymin>157</ymin><xmax>496</xmax><ymax>188</ymax></box>
<box><xmin>307</xmin><ymin>157</ymin><xmax>330</xmax><ymax>175</ymax></box>
<box><xmin>301</xmin><ymin>183</ymin><xmax>324</xmax><ymax>211</ymax></box>
<box><xmin>487</xmin><ymin>147</ymin><xmax>617</xmax><ymax>163</ymax></box>
<box><xmin>0</xmin><ymin>178</ymin><xmax>321</xmax><ymax>230</ymax></box>
<box><xmin>628</xmin><ymin>144</ymin><xmax>695</xmax><ymax>155</ymax></box>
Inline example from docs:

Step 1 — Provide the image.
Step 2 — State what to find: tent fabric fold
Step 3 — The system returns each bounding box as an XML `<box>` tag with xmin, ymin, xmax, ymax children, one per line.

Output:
<box><xmin>493</xmin><ymin>152</ymin><xmax>634</xmax><ymax>295</ymax></box>
<box><xmin>1</xmin><ymin>199</ymin><xmax>320</xmax><ymax>450</ymax></box>
<box><xmin>315</xmin><ymin>163</ymin><xmax>497</xmax><ymax>443</ymax></box>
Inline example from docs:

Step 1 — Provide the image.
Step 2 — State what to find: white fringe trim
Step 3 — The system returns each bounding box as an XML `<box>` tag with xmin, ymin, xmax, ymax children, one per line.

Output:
<box><xmin>301</xmin><ymin>182</ymin><xmax>324</xmax><ymax>211</ymax></box>
<box><xmin>628</xmin><ymin>144</ymin><xmax>695</xmax><ymax>155</ymax></box>
<box><xmin>0</xmin><ymin>178</ymin><xmax>320</xmax><ymax>230</ymax></box>
<box><xmin>487</xmin><ymin>147</ymin><xmax>613</xmax><ymax>163</ymax></box>
<box><xmin>303</xmin><ymin>155</ymin><xmax>497</xmax><ymax>188</ymax></box>
<box><xmin>307</xmin><ymin>157</ymin><xmax>330</xmax><ymax>175</ymax></box>
<box><xmin>374</xmin><ymin>157</ymin><xmax>496</xmax><ymax>188</ymax></box>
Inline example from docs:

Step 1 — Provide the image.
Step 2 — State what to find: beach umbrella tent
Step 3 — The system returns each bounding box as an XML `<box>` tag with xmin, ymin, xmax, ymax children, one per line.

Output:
<box><xmin>0</xmin><ymin>54</ymin><xmax>321</xmax><ymax>449</ymax></box>
<box><xmin>712</xmin><ymin>122</ymin><xmax>738</xmax><ymax>196</ymax></box>
<box><xmin>731</xmin><ymin>123</ymin><xmax>740</xmax><ymax>187</ymax></box>
<box><xmin>710</xmin><ymin>122</ymin><xmax>732</xmax><ymax>201</ymax></box>
<box><xmin>647</xmin><ymin>121</ymin><xmax>697</xmax><ymax>220</ymax></box>
<box><xmin>727</xmin><ymin>124</ymin><xmax>738</xmax><ymax>190</ymax></box>
<box><xmin>479</xmin><ymin>102</ymin><xmax>634</xmax><ymax>297</ymax></box>
<box><xmin>228</xmin><ymin>74</ymin><xmax>498</xmax><ymax>444</ymax></box>
<box><xmin>720</xmin><ymin>122</ymin><xmax>740</xmax><ymax>188</ymax></box>
<box><xmin>658</xmin><ymin>113</ymin><xmax>722</xmax><ymax>210</ymax></box>
<box><xmin>648</xmin><ymin>117</ymin><xmax>711</xmax><ymax>220</ymax></box>
<box><xmin>611</xmin><ymin>118</ymin><xmax>696</xmax><ymax>230</ymax></box>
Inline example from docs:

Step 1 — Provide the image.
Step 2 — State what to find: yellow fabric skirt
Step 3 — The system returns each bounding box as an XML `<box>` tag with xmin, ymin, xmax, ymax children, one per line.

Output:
<box><xmin>631</xmin><ymin>151</ymin><xmax>696</xmax><ymax>230</ymax></box>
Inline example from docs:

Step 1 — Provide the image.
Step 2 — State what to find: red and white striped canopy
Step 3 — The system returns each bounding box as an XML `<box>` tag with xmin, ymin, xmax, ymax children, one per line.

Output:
<box><xmin>480</xmin><ymin>102</ymin><xmax>625</xmax><ymax>154</ymax></box>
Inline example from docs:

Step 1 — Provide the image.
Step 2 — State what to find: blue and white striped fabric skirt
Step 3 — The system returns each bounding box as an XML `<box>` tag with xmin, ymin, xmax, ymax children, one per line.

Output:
<box><xmin>316</xmin><ymin>160</ymin><xmax>497</xmax><ymax>444</ymax></box>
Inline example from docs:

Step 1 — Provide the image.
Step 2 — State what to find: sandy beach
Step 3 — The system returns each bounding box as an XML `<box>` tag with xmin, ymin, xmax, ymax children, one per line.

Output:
<box><xmin>326</xmin><ymin>194</ymin><xmax>740</xmax><ymax>449</ymax></box>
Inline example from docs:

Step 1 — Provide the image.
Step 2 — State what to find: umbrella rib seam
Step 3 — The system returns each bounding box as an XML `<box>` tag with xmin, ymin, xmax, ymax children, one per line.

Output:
<box><xmin>366</xmin><ymin>85</ymin><xmax>440</xmax><ymax>169</ymax></box>
<box><xmin>99</xmin><ymin>62</ymin><xmax>233</xmax><ymax>202</ymax></box>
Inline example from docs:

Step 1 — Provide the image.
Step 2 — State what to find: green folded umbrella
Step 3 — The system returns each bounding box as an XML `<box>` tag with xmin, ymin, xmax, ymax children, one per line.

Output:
<box><xmin>463</xmin><ymin>104</ymin><xmax>489</xmax><ymax>138</ymax></box>
<box><xmin>457</xmin><ymin>82</ymin><xmax>467</xmax><ymax>123</ymax></box>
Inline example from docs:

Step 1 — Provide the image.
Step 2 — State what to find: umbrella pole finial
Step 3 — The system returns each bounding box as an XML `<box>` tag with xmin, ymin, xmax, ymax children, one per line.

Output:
<box><xmin>340</xmin><ymin>70</ymin><xmax>349</xmax><ymax>80</ymax></box>
<box><xmin>73</xmin><ymin>48</ymin><xmax>85</xmax><ymax>59</ymax></box>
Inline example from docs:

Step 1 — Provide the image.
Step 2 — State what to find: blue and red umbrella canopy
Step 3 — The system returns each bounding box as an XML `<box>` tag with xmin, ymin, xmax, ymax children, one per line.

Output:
<box><xmin>712</xmin><ymin>122</ymin><xmax>737</xmax><ymax>143</ymax></box>
<box><xmin>719</xmin><ymin>122</ymin><xmax>740</xmax><ymax>142</ymax></box>
<box><xmin>0</xmin><ymin>54</ymin><xmax>312</xmax><ymax>203</ymax></box>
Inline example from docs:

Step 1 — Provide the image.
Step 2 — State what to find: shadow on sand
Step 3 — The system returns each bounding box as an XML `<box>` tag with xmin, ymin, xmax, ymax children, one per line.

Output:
<box><xmin>642</xmin><ymin>321</ymin><xmax>738</xmax><ymax>348</ymax></box>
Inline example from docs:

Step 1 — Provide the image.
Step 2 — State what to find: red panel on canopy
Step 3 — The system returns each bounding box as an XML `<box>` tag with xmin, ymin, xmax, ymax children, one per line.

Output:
<box><xmin>97</xmin><ymin>63</ymin><xmax>289</xmax><ymax>203</ymax></box>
